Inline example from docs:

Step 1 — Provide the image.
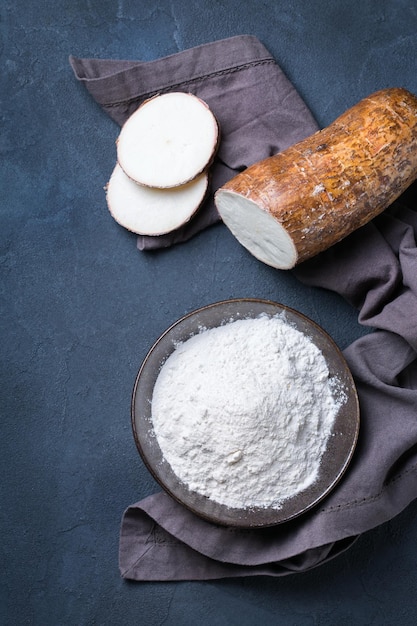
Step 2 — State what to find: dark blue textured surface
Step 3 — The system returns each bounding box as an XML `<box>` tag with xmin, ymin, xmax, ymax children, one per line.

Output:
<box><xmin>1</xmin><ymin>1</ymin><xmax>417</xmax><ymax>624</ymax></box>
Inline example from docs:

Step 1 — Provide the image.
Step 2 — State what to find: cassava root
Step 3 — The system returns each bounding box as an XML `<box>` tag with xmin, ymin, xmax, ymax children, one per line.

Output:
<box><xmin>214</xmin><ymin>87</ymin><xmax>417</xmax><ymax>269</ymax></box>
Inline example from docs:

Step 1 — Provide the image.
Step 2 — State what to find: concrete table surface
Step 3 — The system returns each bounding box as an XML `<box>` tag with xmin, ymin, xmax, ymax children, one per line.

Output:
<box><xmin>1</xmin><ymin>1</ymin><xmax>417</xmax><ymax>624</ymax></box>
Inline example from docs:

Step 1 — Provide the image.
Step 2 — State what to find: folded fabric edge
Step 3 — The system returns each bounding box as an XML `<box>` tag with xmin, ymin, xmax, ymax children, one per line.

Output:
<box><xmin>69</xmin><ymin>55</ymin><xmax>142</xmax><ymax>81</ymax></box>
<box><xmin>68</xmin><ymin>35</ymin><xmax>275</xmax><ymax>106</ymax></box>
<box><xmin>119</xmin><ymin>538</ymin><xmax>360</xmax><ymax>582</ymax></box>
<box><xmin>118</xmin><ymin>503</ymin><xmax>361</xmax><ymax>581</ymax></box>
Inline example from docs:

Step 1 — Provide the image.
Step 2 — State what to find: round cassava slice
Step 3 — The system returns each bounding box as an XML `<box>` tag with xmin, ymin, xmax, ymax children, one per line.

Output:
<box><xmin>116</xmin><ymin>92</ymin><xmax>219</xmax><ymax>189</ymax></box>
<box><xmin>106</xmin><ymin>163</ymin><xmax>209</xmax><ymax>236</ymax></box>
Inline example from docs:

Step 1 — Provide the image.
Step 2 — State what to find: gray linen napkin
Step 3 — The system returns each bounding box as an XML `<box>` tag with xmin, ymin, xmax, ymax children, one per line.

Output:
<box><xmin>117</xmin><ymin>192</ymin><xmax>417</xmax><ymax>581</ymax></box>
<box><xmin>70</xmin><ymin>37</ymin><xmax>417</xmax><ymax>580</ymax></box>
<box><xmin>69</xmin><ymin>35</ymin><xmax>319</xmax><ymax>249</ymax></box>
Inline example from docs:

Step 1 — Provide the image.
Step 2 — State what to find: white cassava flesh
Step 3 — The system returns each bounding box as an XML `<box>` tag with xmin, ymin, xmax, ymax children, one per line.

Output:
<box><xmin>117</xmin><ymin>92</ymin><xmax>219</xmax><ymax>189</ymax></box>
<box><xmin>106</xmin><ymin>163</ymin><xmax>208</xmax><ymax>236</ymax></box>
<box><xmin>215</xmin><ymin>190</ymin><xmax>298</xmax><ymax>269</ymax></box>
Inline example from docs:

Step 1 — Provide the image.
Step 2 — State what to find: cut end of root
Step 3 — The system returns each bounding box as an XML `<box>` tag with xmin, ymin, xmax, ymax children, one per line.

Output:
<box><xmin>117</xmin><ymin>92</ymin><xmax>219</xmax><ymax>189</ymax></box>
<box><xmin>106</xmin><ymin>163</ymin><xmax>208</xmax><ymax>236</ymax></box>
<box><xmin>214</xmin><ymin>190</ymin><xmax>298</xmax><ymax>269</ymax></box>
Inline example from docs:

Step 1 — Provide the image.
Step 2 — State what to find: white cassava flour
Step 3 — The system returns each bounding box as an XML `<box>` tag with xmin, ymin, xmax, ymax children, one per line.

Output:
<box><xmin>151</xmin><ymin>315</ymin><xmax>343</xmax><ymax>510</ymax></box>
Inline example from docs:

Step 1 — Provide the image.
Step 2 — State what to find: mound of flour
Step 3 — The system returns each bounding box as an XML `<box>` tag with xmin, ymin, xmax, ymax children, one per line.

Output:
<box><xmin>151</xmin><ymin>315</ymin><xmax>342</xmax><ymax>510</ymax></box>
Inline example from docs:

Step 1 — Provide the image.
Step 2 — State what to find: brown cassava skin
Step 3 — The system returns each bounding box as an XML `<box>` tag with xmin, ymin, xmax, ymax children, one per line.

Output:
<box><xmin>216</xmin><ymin>87</ymin><xmax>417</xmax><ymax>265</ymax></box>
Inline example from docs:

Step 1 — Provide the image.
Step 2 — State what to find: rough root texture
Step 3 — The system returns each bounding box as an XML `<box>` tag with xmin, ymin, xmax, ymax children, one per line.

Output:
<box><xmin>215</xmin><ymin>87</ymin><xmax>417</xmax><ymax>269</ymax></box>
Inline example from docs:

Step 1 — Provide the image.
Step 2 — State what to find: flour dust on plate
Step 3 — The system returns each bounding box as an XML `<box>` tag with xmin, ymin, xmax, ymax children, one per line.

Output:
<box><xmin>131</xmin><ymin>299</ymin><xmax>360</xmax><ymax>528</ymax></box>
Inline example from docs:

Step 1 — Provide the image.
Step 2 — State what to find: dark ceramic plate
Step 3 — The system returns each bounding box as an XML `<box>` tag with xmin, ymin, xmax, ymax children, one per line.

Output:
<box><xmin>131</xmin><ymin>298</ymin><xmax>360</xmax><ymax>528</ymax></box>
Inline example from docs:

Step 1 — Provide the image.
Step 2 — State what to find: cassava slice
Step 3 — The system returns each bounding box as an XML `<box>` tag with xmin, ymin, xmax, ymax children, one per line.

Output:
<box><xmin>214</xmin><ymin>87</ymin><xmax>417</xmax><ymax>269</ymax></box>
<box><xmin>117</xmin><ymin>92</ymin><xmax>219</xmax><ymax>189</ymax></box>
<box><xmin>106</xmin><ymin>163</ymin><xmax>209</xmax><ymax>236</ymax></box>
